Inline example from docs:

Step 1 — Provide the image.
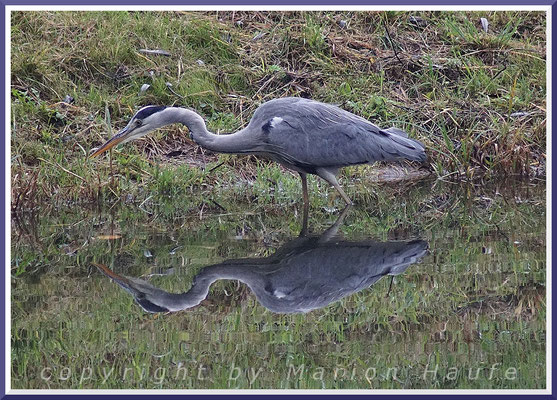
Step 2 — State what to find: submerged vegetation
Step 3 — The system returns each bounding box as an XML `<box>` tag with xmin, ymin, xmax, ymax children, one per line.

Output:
<box><xmin>10</xmin><ymin>10</ymin><xmax>546</xmax><ymax>210</ymax></box>
<box><xmin>11</xmin><ymin>179</ymin><xmax>546</xmax><ymax>389</ymax></box>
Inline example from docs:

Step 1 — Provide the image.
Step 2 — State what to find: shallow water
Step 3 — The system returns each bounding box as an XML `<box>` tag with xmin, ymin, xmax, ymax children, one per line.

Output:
<box><xmin>11</xmin><ymin>178</ymin><xmax>546</xmax><ymax>389</ymax></box>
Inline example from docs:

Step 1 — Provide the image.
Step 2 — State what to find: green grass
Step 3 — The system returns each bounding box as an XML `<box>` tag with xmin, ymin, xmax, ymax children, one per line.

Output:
<box><xmin>10</xmin><ymin>10</ymin><xmax>546</xmax><ymax>210</ymax></box>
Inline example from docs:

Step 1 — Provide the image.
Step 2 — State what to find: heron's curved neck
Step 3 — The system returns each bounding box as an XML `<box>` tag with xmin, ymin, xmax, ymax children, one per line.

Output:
<box><xmin>165</xmin><ymin>107</ymin><xmax>254</xmax><ymax>154</ymax></box>
<box><xmin>165</xmin><ymin>276</ymin><xmax>216</xmax><ymax>311</ymax></box>
<box><xmin>168</xmin><ymin>263</ymin><xmax>265</xmax><ymax>311</ymax></box>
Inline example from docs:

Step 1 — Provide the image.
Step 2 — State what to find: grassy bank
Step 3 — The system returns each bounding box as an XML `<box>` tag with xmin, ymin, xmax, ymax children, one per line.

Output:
<box><xmin>10</xmin><ymin>10</ymin><xmax>547</xmax><ymax>210</ymax></box>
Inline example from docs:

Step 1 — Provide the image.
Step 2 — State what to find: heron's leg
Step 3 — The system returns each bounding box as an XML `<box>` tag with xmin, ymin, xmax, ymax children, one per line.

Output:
<box><xmin>333</xmin><ymin>183</ymin><xmax>352</xmax><ymax>205</ymax></box>
<box><xmin>385</xmin><ymin>275</ymin><xmax>395</xmax><ymax>298</ymax></box>
<box><xmin>319</xmin><ymin>204</ymin><xmax>352</xmax><ymax>243</ymax></box>
<box><xmin>315</xmin><ymin>168</ymin><xmax>353</xmax><ymax>205</ymax></box>
<box><xmin>299</xmin><ymin>172</ymin><xmax>309</xmax><ymax>235</ymax></box>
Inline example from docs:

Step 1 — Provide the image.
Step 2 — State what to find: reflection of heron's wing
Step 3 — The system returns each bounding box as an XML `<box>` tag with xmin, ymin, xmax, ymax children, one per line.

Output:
<box><xmin>251</xmin><ymin>239</ymin><xmax>428</xmax><ymax>313</ymax></box>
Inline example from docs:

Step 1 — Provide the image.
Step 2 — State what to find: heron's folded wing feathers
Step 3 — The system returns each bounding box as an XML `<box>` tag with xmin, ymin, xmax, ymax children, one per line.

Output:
<box><xmin>260</xmin><ymin>102</ymin><xmax>426</xmax><ymax>168</ymax></box>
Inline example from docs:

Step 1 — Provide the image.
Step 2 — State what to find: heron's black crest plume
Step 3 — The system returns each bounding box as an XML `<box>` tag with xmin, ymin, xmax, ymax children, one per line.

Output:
<box><xmin>135</xmin><ymin>105</ymin><xmax>166</xmax><ymax>120</ymax></box>
<box><xmin>261</xmin><ymin>120</ymin><xmax>273</xmax><ymax>133</ymax></box>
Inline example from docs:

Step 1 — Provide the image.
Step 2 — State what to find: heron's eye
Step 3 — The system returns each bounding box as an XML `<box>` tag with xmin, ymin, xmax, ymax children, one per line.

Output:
<box><xmin>135</xmin><ymin>119</ymin><xmax>143</xmax><ymax>127</ymax></box>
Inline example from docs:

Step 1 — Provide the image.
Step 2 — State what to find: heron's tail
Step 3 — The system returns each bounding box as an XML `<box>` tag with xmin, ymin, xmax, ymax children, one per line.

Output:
<box><xmin>383</xmin><ymin>127</ymin><xmax>426</xmax><ymax>163</ymax></box>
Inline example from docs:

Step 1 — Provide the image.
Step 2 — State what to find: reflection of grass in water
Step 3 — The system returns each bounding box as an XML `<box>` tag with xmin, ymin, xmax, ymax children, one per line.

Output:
<box><xmin>11</xmin><ymin>179</ymin><xmax>545</xmax><ymax>389</ymax></box>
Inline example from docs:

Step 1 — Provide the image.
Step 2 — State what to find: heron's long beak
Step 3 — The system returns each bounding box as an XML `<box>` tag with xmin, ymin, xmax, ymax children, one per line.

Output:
<box><xmin>89</xmin><ymin>127</ymin><xmax>129</xmax><ymax>159</ymax></box>
<box><xmin>93</xmin><ymin>262</ymin><xmax>171</xmax><ymax>313</ymax></box>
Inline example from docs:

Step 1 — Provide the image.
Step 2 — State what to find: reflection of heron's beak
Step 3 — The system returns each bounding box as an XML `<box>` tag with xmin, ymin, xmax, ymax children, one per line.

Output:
<box><xmin>89</xmin><ymin>127</ymin><xmax>129</xmax><ymax>158</ymax></box>
<box><xmin>92</xmin><ymin>263</ymin><xmax>133</xmax><ymax>289</ymax></box>
<box><xmin>93</xmin><ymin>262</ymin><xmax>171</xmax><ymax>313</ymax></box>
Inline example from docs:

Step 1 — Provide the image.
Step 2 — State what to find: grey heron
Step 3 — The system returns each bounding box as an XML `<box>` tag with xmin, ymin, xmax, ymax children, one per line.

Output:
<box><xmin>90</xmin><ymin>97</ymin><xmax>426</xmax><ymax>208</ymax></box>
<box><xmin>94</xmin><ymin>206</ymin><xmax>428</xmax><ymax>314</ymax></box>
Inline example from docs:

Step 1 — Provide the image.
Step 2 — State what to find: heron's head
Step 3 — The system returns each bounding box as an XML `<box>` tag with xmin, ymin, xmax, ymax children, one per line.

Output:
<box><xmin>92</xmin><ymin>263</ymin><xmax>171</xmax><ymax>313</ymax></box>
<box><xmin>89</xmin><ymin>105</ymin><xmax>167</xmax><ymax>158</ymax></box>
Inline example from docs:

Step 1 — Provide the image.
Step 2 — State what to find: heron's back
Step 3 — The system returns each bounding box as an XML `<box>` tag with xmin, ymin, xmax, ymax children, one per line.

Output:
<box><xmin>249</xmin><ymin>97</ymin><xmax>426</xmax><ymax>171</ymax></box>
<box><xmin>244</xmin><ymin>238</ymin><xmax>428</xmax><ymax>313</ymax></box>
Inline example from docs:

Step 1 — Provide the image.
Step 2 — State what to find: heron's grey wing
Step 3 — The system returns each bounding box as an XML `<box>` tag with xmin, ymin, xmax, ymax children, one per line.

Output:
<box><xmin>255</xmin><ymin>239</ymin><xmax>428</xmax><ymax>313</ymax></box>
<box><xmin>256</xmin><ymin>100</ymin><xmax>425</xmax><ymax>169</ymax></box>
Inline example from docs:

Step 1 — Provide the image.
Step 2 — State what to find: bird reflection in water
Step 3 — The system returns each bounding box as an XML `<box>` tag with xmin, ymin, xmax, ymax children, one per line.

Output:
<box><xmin>94</xmin><ymin>207</ymin><xmax>428</xmax><ymax>314</ymax></box>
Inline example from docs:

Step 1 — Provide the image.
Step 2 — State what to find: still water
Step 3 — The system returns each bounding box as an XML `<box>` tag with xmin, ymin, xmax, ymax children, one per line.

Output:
<box><xmin>11</xmin><ymin>178</ymin><xmax>546</xmax><ymax>389</ymax></box>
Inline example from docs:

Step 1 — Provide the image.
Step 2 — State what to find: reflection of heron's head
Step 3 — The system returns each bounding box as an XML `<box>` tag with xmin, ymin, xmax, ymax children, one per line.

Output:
<box><xmin>89</xmin><ymin>106</ymin><xmax>167</xmax><ymax>158</ymax></box>
<box><xmin>93</xmin><ymin>263</ymin><xmax>170</xmax><ymax>313</ymax></box>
